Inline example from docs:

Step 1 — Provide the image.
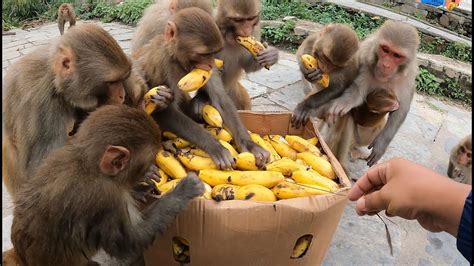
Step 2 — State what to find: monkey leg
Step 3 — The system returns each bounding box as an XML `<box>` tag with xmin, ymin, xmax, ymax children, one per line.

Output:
<box><xmin>2</xmin><ymin>249</ymin><xmax>19</xmax><ymax>266</ymax></box>
<box><xmin>58</xmin><ymin>19</ymin><xmax>65</xmax><ymax>35</ymax></box>
<box><xmin>227</xmin><ymin>81</ymin><xmax>251</xmax><ymax>110</ymax></box>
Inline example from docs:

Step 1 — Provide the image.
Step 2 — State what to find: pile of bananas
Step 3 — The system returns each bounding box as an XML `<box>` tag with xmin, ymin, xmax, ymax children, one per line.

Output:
<box><xmin>301</xmin><ymin>54</ymin><xmax>330</xmax><ymax>88</ymax></box>
<box><xmin>147</xmin><ymin>104</ymin><xmax>340</xmax><ymax>203</ymax></box>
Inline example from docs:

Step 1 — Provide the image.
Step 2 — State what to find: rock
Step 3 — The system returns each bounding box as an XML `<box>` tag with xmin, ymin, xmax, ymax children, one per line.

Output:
<box><xmin>439</xmin><ymin>14</ymin><xmax>450</xmax><ymax>27</ymax></box>
<box><xmin>282</xmin><ymin>16</ymin><xmax>297</xmax><ymax>22</ymax></box>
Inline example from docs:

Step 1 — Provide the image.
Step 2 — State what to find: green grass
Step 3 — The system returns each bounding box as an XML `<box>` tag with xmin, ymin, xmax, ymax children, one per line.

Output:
<box><xmin>416</xmin><ymin>68</ymin><xmax>471</xmax><ymax>104</ymax></box>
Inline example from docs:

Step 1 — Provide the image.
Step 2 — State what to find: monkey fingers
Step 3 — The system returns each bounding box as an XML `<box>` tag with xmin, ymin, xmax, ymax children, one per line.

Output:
<box><xmin>243</xmin><ymin>140</ymin><xmax>271</xmax><ymax>168</ymax></box>
<box><xmin>306</xmin><ymin>68</ymin><xmax>323</xmax><ymax>83</ymax></box>
<box><xmin>209</xmin><ymin>145</ymin><xmax>236</xmax><ymax>170</ymax></box>
<box><xmin>150</xmin><ymin>88</ymin><xmax>175</xmax><ymax>111</ymax></box>
<box><xmin>367</xmin><ymin>139</ymin><xmax>386</xmax><ymax>166</ymax></box>
<box><xmin>291</xmin><ymin>103</ymin><xmax>310</xmax><ymax>129</ymax></box>
<box><xmin>144</xmin><ymin>164</ymin><xmax>160</xmax><ymax>184</ymax></box>
<box><xmin>256</xmin><ymin>46</ymin><xmax>279</xmax><ymax>67</ymax></box>
<box><xmin>174</xmin><ymin>172</ymin><xmax>205</xmax><ymax>199</ymax></box>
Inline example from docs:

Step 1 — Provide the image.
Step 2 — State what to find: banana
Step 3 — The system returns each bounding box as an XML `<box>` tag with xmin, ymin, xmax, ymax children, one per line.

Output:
<box><xmin>301</xmin><ymin>54</ymin><xmax>330</xmax><ymax>88</ymax></box>
<box><xmin>199</xmin><ymin>170</ymin><xmax>284</xmax><ymax>188</ymax></box>
<box><xmin>250</xmin><ymin>133</ymin><xmax>280</xmax><ymax>162</ymax></box>
<box><xmin>143</xmin><ymin>86</ymin><xmax>163</xmax><ymax>115</ymax></box>
<box><xmin>291</xmin><ymin>235</ymin><xmax>312</xmax><ymax>259</ymax></box>
<box><xmin>285</xmin><ymin>135</ymin><xmax>321</xmax><ymax>156</ymax></box>
<box><xmin>292</xmin><ymin>170</ymin><xmax>339</xmax><ymax>192</ymax></box>
<box><xmin>321</xmin><ymin>154</ymin><xmax>329</xmax><ymax>161</ymax></box>
<box><xmin>211</xmin><ymin>184</ymin><xmax>240</xmax><ymax>201</ymax></box>
<box><xmin>295</xmin><ymin>159</ymin><xmax>309</xmax><ymax>167</ymax></box>
<box><xmin>202</xmin><ymin>105</ymin><xmax>223</xmax><ymax>128</ymax></box>
<box><xmin>201</xmin><ymin>182</ymin><xmax>213</xmax><ymax>199</ymax></box>
<box><xmin>172</xmin><ymin>137</ymin><xmax>191</xmax><ymax>149</ymax></box>
<box><xmin>206</xmin><ymin>126</ymin><xmax>233</xmax><ymax>142</ymax></box>
<box><xmin>307</xmin><ymin>137</ymin><xmax>318</xmax><ymax>146</ymax></box>
<box><xmin>235</xmin><ymin>184</ymin><xmax>277</xmax><ymax>202</ymax></box>
<box><xmin>271</xmin><ymin>181</ymin><xmax>330</xmax><ymax>199</ymax></box>
<box><xmin>151</xmin><ymin>168</ymin><xmax>169</xmax><ymax>187</ymax></box>
<box><xmin>158</xmin><ymin>179</ymin><xmax>181</xmax><ymax>195</ymax></box>
<box><xmin>156</xmin><ymin>150</ymin><xmax>187</xmax><ymax>179</ymax></box>
<box><xmin>189</xmin><ymin>148</ymin><xmax>210</xmax><ymax>158</ymax></box>
<box><xmin>285</xmin><ymin>177</ymin><xmax>296</xmax><ymax>183</ymax></box>
<box><xmin>178</xmin><ymin>68</ymin><xmax>212</xmax><ymax>93</ymax></box>
<box><xmin>177</xmin><ymin>152</ymin><xmax>217</xmax><ymax>171</ymax></box>
<box><xmin>296</xmin><ymin>152</ymin><xmax>336</xmax><ymax>179</ymax></box>
<box><xmin>265</xmin><ymin>158</ymin><xmax>307</xmax><ymax>176</ymax></box>
<box><xmin>236</xmin><ymin>36</ymin><xmax>271</xmax><ymax>69</ymax></box>
<box><xmin>214</xmin><ymin>59</ymin><xmax>224</xmax><ymax>69</ymax></box>
<box><xmin>163</xmin><ymin>131</ymin><xmax>178</xmax><ymax>140</ymax></box>
<box><xmin>235</xmin><ymin>152</ymin><xmax>258</xmax><ymax>171</ymax></box>
<box><xmin>219</xmin><ymin>140</ymin><xmax>239</xmax><ymax>157</ymax></box>
<box><xmin>265</xmin><ymin>135</ymin><xmax>298</xmax><ymax>160</ymax></box>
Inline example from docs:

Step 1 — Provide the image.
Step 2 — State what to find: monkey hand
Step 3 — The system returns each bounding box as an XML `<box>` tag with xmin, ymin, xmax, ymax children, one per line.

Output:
<box><xmin>256</xmin><ymin>44</ymin><xmax>279</xmax><ymax>68</ymax></box>
<box><xmin>325</xmin><ymin>101</ymin><xmax>351</xmax><ymax>126</ymax></box>
<box><xmin>367</xmin><ymin>137</ymin><xmax>388</xmax><ymax>166</ymax></box>
<box><xmin>240</xmin><ymin>140</ymin><xmax>271</xmax><ymax>168</ymax></box>
<box><xmin>150</xmin><ymin>85</ymin><xmax>175</xmax><ymax>111</ymax></box>
<box><xmin>301</xmin><ymin>66</ymin><xmax>323</xmax><ymax>84</ymax></box>
<box><xmin>291</xmin><ymin>102</ymin><xmax>311</xmax><ymax>129</ymax></box>
<box><xmin>145</xmin><ymin>164</ymin><xmax>161</xmax><ymax>184</ymax></box>
<box><xmin>173</xmin><ymin>172</ymin><xmax>205</xmax><ymax>200</ymax></box>
<box><xmin>207</xmin><ymin>143</ymin><xmax>236</xmax><ymax>170</ymax></box>
<box><xmin>132</xmin><ymin>182</ymin><xmax>156</xmax><ymax>204</ymax></box>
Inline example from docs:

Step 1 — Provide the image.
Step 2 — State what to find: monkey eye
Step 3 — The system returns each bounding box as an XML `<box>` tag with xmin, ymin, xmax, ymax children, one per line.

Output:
<box><xmin>460</xmin><ymin>146</ymin><xmax>466</xmax><ymax>153</ymax></box>
<box><xmin>234</xmin><ymin>18</ymin><xmax>245</xmax><ymax>23</ymax></box>
<box><xmin>393</xmin><ymin>53</ymin><xmax>402</xmax><ymax>58</ymax></box>
<box><xmin>381</xmin><ymin>46</ymin><xmax>390</xmax><ymax>54</ymax></box>
<box><xmin>247</xmin><ymin>16</ymin><xmax>258</xmax><ymax>21</ymax></box>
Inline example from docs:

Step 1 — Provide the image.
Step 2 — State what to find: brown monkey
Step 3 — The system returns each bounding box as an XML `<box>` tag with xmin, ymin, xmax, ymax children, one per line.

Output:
<box><xmin>134</xmin><ymin>8</ymin><xmax>270</xmax><ymax>169</ymax></box>
<box><xmin>291</xmin><ymin>23</ymin><xmax>360</xmax><ymax>129</ymax></box>
<box><xmin>349</xmin><ymin>88</ymin><xmax>399</xmax><ymax>161</ymax></box>
<box><xmin>322</xmin><ymin>20</ymin><xmax>419</xmax><ymax>166</ymax></box>
<box><xmin>131</xmin><ymin>0</ymin><xmax>212</xmax><ymax>53</ymax></box>
<box><xmin>2</xmin><ymin>23</ymin><xmax>171</xmax><ymax>200</ymax></box>
<box><xmin>58</xmin><ymin>3</ymin><xmax>76</xmax><ymax>35</ymax></box>
<box><xmin>214</xmin><ymin>0</ymin><xmax>279</xmax><ymax>110</ymax></box>
<box><xmin>448</xmin><ymin>134</ymin><xmax>472</xmax><ymax>185</ymax></box>
<box><xmin>10</xmin><ymin>105</ymin><xmax>204</xmax><ymax>265</ymax></box>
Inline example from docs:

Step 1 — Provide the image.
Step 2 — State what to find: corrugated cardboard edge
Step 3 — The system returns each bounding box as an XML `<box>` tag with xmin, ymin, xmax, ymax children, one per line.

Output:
<box><xmin>144</xmin><ymin>111</ymin><xmax>351</xmax><ymax>266</ymax></box>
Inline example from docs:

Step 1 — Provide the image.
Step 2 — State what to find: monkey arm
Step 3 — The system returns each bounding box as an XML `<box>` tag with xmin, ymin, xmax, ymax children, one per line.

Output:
<box><xmin>367</xmin><ymin>88</ymin><xmax>414</xmax><ymax>166</ymax></box>
<box><xmin>240</xmin><ymin>50</ymin><xmax>265</xmax><ymax>73</ymax></box>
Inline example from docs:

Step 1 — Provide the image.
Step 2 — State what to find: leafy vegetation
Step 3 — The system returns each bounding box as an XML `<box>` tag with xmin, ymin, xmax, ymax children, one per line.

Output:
<box><xmin>261</xmin><ymin>20</ymin><xmax>302</xmax><ymax>52</ymax></box>
<box><xmin>416</xmin><ymin>68</ymin><xmax>471</xmax><ymax>104</ymax></box>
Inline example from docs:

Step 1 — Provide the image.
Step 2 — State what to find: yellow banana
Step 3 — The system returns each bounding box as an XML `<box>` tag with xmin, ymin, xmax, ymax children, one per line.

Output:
<box><xmin>272</xmin><ymin>181</ymin><xmax>330</xmax><ymax>199</ymax></box>
<box><xmin>172</xmin><ymin>137</ymin><xmax>191</xmax><ymax>149</ymax></box>
<box><xmin>211</xmin><ymin>184</ymin><xmax>240</xmax><ymax>201</ymax></box>
<box><xmin>265</xmin><ymin>135</ymin><xmax>298</xmax><ymax>160</ymax></box>
<box><xmin>250</xmin><ymin>133</ymin><xmax>280</xmax><ymax>162</ymax></box>
<box><xmin>214</xmin><ymin>59</ymin><xmax>224</xmax><ymax>69</ymax></box>
<box><xmin>156</xmin><ymin>150</ymin><xmax>187</xmax><ymax>179</ymax></box>
<box><xmin>295</xmin><ymin>159</ymin><xmax>309</xmax><ymax>167</ymax></box>
<box><xmin>235</xmin><ymin>152</ymin><xmax>258</xmax><ymax>171</ymax></box>
<box><xmin>292</xmin><ymin>170</ymin><xmax>339</xmax><ymax>192</ymax></box>
<box><xmin>202</xmin><ymin>105</ymin><xmax>223</xmax><ymax>128</ymax></box>
<box><xmin>235</xmin><ymin>184</ymin><xmax>277</xmax><ymax>202</ymax></box>
<box><xmin>285</xmin><ymin>135</ymin><xmax>321</xmax><ymax>156</ymax></box>
<box><xmin>285</xmin><ymin>177</ymin><xmax>296</xmax><ymax>183</ymax></box>
<box><xmin>199</xmin><ymin>170</ymin><xmax>284</xmax><ymax>188</ymax></box>
<box><xmin>321</xmin><ymin>154</ymin><xmax>329</xmax><ymax>161</ymax></box>
<box><xmin>172</xmin><ymin>237</ymin><xmax>190</xmax><ymax>263</ymax></box>
<box><xmin>301</xmin><ymin>54</ymin><xmax>330</xmax><ymax>88</ymax></box>
<box><xmin>206</xmin><ymin>126</ymin><xmax>233</xmax><ymax>142</ymax></box>
<box><xmin>178</xmin><ymin>68</ymin><xmax>212</xmax><ymax>93</ymax></box>
<box><xmin>201</xmin><ymin>182</ymin><xmax>213</xmax><ymax>199</ymax></box>
<box><xmin>189</xmin><ymin>148</ymin><xmax>210</xmax><ymax>158</ymax></box>
<box><xmin>296</xmin><ymin>152</ymin><xmax>336</xmax><ymax>179</ymax></box>
<box><xmin>163</xmin><ymin>131</ymin><xmax>178</xmax><ymax>140</ymax></box>
<box><xmin>143</xmin><ymin>86</ymin><xmax>162</xmax><ymax>115</ymax></box>
<box><xmin>158</xmin><ymin>179</ymin><xmax>181</xmax><ymax>195</ymax></box>
<box><xmin>177</xmin><ymin>152</ymin><xmax>217</xmax><ymax>171</ymax></box>
<box><xmin>307</xmin><ymin>137</ymin><xmax>318</xmax><ymax>146</ymax></box>
<box><xmin>219</xmin><ymin>140</ymin><xmax>238</xmax><ymax>157</ymax></box>
<box><xmin>291</xmin><ymin>235</ymin><xmax>312</xmax><ymax>259</ymax></box>
<box><xmin>236</xmin><ymin>36</ymin><xmax>271</xmax><ymax>69</ymax></box>
<box><xmin>151</xmin><ymin>168</ymin><xmax>169</xmax><ymax>187</ymax></box>
<box><xmin>265</xmin><ymin>158</ymin><xmax>307</xmax><ymax>177</ymax></box>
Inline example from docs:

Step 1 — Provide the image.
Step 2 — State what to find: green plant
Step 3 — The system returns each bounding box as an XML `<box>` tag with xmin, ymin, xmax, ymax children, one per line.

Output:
<box><xmin>416</xmin><ymin>68</ymin><xmax>471</xmax><ymax>104</ymax></box>
<box><xmin>261</xmin><ymin>20</ymin><xmax>302</xmax><ymax>51</ymax></box>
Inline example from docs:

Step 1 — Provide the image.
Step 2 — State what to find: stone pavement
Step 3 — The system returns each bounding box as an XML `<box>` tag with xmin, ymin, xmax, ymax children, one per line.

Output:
<box><xmin>327</xmin><ymin>0</ymin><xmax>472</xmax><ymax>46</ymax></box>
<box><xmin>2</xmin><ymin>22</ymin><xmax>472</xmax><ymax>265</ymax></box>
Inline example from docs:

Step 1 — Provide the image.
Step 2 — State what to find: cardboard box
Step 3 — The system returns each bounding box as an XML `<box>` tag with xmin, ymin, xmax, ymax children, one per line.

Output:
<box><xmin>144</xmin><ymin>111</ymin><xmax>351</xmax><ymax>266</ymax></box>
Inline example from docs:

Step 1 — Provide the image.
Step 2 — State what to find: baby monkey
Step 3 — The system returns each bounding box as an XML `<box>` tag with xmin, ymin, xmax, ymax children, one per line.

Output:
<box><xmin>448</xmin><ymin>134</ymin><xmax>472</xmax><ymax>185</ymax></box>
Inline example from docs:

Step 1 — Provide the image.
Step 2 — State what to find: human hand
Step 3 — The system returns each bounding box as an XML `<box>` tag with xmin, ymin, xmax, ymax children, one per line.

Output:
<box><xmin>348</xmin><ymin>157</ymin><xmax>471</xmax><ymax>237</ymax></box>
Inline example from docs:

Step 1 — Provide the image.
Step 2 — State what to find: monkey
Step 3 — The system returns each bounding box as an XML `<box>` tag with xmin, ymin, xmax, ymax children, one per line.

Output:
<box><xmin>131</xmin><ymin>0</ymin><xmax>213</xmax><ymax>53</ymax></box>
<box><xmin>448</xmin><ymin>134</ymin><xmax>472</xmax><ymax>185</ymax></box>
<box><xmin>133</xmin><ymin>7</ymin><xmax>270</xmax><ymax>170</ymax></box>
<box><xmin>9</xmin><ymin>105</ymin><xmax>205</xmax><ymax>265</ymax></box>
<box><xmin>58</xmin><ymin>3</ymin><xmax>76</xmax><ymax>35</ymax></box>
<box><xmin>290</xmin><ymin>23</ymin><xmax>360</xmax><ymax>129</ymax></box>
<box><xmin>349</xmin><ymin>88</ymin><xmax>399</xmax><ymax>162</ymax></box>
<box><xmin>214</xmin><ymin>0</ymin><xmax>280</xmax><ymax>110</ymax></box>
<box><xmin>321</xmin><ymin>20</ymin><xmax>420</xmax><ymax>167</ymax></box>
<box><xmin>2</xmin><ymin>23</ymin><xmax>172</xmax><ymax>200</ymax></box>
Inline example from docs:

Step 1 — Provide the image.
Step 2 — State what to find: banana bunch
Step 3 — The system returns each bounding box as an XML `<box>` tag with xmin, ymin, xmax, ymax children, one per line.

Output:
<box><xmin>236</xmin><ymin>36</ymin><xmax>271</xmax><ymax>69</ymax></box>
<box><xmin>177</xmin><ymin>59</ymin><xmax>224</xmax><ymax>93</ymax></box>
<box><xmin>301</xmin><ymin>54</ymin><xmax>330</xmax><ymax>88</ymax></box>
<box><xmin>291</xmin><ymin>235</ymin><xmax>313</xmax><ymax>259</ymax></box>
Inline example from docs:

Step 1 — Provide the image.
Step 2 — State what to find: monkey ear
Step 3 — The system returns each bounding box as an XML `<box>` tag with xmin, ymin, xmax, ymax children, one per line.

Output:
<box><xmin>53</xmin><ymin>46</ymin><xmax>76</xmax><ymax>77</ymax></box>
<box><xmin>169</xmin><ymin>0</ymin><xmax>178</xmax><ymax>13</ymax></box>
<box><xmin>100</xmin><ymin>145</ymin><xmax>130</xmax><ymax>176</ymax></box>
<box><xmin>165</xmin><ymin>21</ymin><xmax>177</xmax><ymax>41</ymax></box>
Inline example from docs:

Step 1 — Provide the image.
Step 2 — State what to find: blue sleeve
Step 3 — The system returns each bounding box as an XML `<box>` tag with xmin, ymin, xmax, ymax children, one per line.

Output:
<box><xmin>456</xmin><ymin>190</ymin><xmax>472</xmax><ymax>263</ymax></box>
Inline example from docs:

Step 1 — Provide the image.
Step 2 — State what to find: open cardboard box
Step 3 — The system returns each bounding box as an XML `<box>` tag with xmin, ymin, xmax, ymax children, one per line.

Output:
<box><xmin>144</xmin><ymin>111</ymin><xmax>351</xmax><ymax>265</ymax></box>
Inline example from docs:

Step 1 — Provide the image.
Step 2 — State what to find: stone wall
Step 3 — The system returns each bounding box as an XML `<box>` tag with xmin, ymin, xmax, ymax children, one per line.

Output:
<box><xmin>359</xmin><ymin>0</ymin><xmax>472</xmax><ymax>37</ymax></box>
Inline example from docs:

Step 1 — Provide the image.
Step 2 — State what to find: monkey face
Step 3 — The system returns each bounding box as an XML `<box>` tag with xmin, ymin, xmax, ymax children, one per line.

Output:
<box><xmin>457</xmin><ymin>145</ymin><xmax>472</xmax><ymax>167</ymax></box>
<box><xmin>375</xmin><ymin>42</ymin><xmax>407</xmax><ymax>80</ymax></box>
